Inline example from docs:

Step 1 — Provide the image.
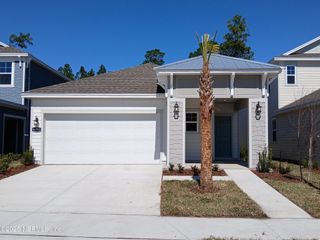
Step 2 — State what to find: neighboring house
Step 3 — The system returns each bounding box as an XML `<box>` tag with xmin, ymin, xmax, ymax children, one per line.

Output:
<box><xmin>269</xmin><ymin>36</ymin><xmax>320</xmax><ymax>161</ymax></box>
<box><xmin>23</xmin><ymin>55</ymin><xmax>281</xmax><ymax>168</ymax></box>
<box><xmin>274</xmin><ymin>89</ymin><xmax>320</xmax><ymax>163</ymax></box>
<box><xmin>0</xmin><ymin>41</ymin><xmax>69</xmax><ymax>154</ymax></box>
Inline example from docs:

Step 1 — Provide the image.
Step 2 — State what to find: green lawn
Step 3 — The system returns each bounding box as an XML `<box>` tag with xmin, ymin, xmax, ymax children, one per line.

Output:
<box><xmin>161</xmin><ymin>180</ymin><xmax>266</xmax><ymax>218</ymax></box>
<box><xmin>265</xmin><ymin>179</ymin><xmax>320</xmax><ymax>218</ymax></box>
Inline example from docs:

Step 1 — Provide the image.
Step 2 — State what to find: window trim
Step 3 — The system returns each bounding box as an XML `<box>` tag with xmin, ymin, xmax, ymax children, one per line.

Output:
<box><xmin>0</xmin><ymin>62</ymin><xmax>14</xmax><ymax>87</ymax></box>
<box><xmin>186</xmin><ymin>112</ymin><xmax>199</xmax><ymax>132</ymax></box>
<box><xmin>272</xmin><ymin>118</ymin><xmax>277</xmax><ymax>142</ymax></box>
<box><xmin>285</xmin><ymin>65</ymin><xmax>296</xmax><ymax>86</ymax></box>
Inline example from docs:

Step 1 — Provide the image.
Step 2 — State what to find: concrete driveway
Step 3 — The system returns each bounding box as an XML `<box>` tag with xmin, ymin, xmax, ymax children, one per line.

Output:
<box><xmin>0</xmin><ymin>165</ymin><xmax>162</xmax><ymax>216</ymax></box>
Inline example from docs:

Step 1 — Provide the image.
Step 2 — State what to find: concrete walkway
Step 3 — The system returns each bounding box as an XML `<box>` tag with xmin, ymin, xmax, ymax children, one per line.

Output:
<box><xmin>0</xmin><ymin>212</ymin><xmax>319</xmax><ymax>240</ymax></box>
<box><xmin>224</xmin><ymin>167</ymin><xmax>312</xmax><ymax>219</ymax></box>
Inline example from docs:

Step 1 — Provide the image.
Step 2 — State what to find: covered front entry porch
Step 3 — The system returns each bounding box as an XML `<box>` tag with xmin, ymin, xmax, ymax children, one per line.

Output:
<box><xmin>185</xmin><ymin>98</ymin><xmax>249</xmax><ymax>166</ymax></box>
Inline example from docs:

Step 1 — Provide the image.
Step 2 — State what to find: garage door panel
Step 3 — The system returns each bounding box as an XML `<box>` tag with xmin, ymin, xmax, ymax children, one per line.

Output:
<box><xmin>44</xmin><ymin>114</ymin><xmax>159</xmax><ymax>164</ymax></box>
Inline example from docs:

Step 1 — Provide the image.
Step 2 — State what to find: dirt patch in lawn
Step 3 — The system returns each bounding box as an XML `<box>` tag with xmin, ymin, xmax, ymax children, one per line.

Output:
<box><xmin>163</xmin><ymin>169</ymin><xmax>227</xmax><ymax>176</ymax></box>
<box><xmin>0</xmin><ymin>164</ymin><xmax>38</xmax><ymax>181</ymax></box>
<box><xmin>252</xmin><ymin>170</ymin><xmax>301</xmax><ymax>183</ymax></box>
<box><xmin>161</xmin><ymin>180</ymin><xmax>266</xmax><ymax>218</ymax></box>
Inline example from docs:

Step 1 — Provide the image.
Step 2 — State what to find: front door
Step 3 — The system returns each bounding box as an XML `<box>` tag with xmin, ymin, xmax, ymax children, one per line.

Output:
<box><xmin>214</xmin><ymin>116</ymin><xmax>232</xmax><ymax>158</ymax></box>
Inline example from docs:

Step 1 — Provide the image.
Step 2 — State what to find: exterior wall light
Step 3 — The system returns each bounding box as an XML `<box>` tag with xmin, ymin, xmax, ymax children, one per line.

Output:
<box><xmin>173</xmin><ymin>102</ymin><xmax>179</xmax><ymax>120</ymax></box>
<box><xmin>32</xmin><ymin>116</ymin><xmax>41</xmax><ymax>132</ymax></box>
<box><xmin>255</xmin><ymin>101</ymin><xmax>262</xmax><ymax>120</ymax></box>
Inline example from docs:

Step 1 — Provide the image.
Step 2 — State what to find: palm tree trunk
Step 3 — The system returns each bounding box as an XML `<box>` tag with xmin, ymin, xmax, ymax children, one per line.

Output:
<box><xmin>199</xmin><ymin>62</ymin><xmax>214</xmax><ymax>188</ymax></box>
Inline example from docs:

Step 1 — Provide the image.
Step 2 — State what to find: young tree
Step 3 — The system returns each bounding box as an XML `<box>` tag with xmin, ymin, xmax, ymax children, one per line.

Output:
<box><xmin>58</xmin><ymin>64</ymin><xmax>75</xmax><ymax>80</ymax></box>
<box><xmin>143</xmin><ymin>49</ymin><xmax>165</xmax><ymax>65</ymax></box>
<box><xmin>197</xmin><ymin>33</ymin><xmax>219</xmax><ymax>189</ymax></box>
<box><xmin>219</xmin><ymin>15</ymin><xmax>254</xmax><ymax>59</ymax></box>
<box><xmin>97</xmin><ymin>64</ymin><xmax>107</xmax><ymax>75</ymax></box>
<box><xmin>87</xmin><ymin>68</ymin><xmax>95</xmax><ymax>77</ymax></box>
<box><xmin>75</xmin><ymin>66</ymin><xmax>88</xmax><ymax>79</ymax></box>
<box><xmin>9</xmin><ymin>33</ymin><xmax>33</xmax><ymax>49</ymax></box>
<box><xmin>189</xmin><ymin>40</ymin><xmax>219</xmax><ymax>58</ymax></box>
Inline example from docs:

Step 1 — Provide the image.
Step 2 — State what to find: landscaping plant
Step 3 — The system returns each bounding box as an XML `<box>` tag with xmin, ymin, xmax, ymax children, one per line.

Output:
<box><xmin>0</xmin><ymin>156</ymin><xmax>10</xmax><ymax>174</ymax></box>
<box><xmin>257</xmin><ymin>149</ymin><xmax>271</xmax><ymax>173</ymax></box>
<box><xmin>177</xmin><ymin>163</ymin><xmax>184</xmax><ymax>173</ymax></box>
<box><xmin>212</xmin><ymin>164</ymin><xmax>219</xmax><ymax>172</ymax></box>
<box><xmin>196</xmin><ymin>33</ymin><xmax>219</xmax><ymax>189</ymax></box>
<box><xmin>168</xmin><ymin>163</ymin><xmax>175</xmax><ymax>171</ymax></box>
<box><xmin>240</xmin><ymin>147</ymin><xmax>248</xmax><ymax>162</ymax></box>
<box><xmin>21</xmin><ymin>148</ymin><xmax>34</xmax><ymax>166</ymax></box>
<box><xmin>191</xmin><ymin>165</ymin><xmax>200</xmax><ymax>176</ymax></box>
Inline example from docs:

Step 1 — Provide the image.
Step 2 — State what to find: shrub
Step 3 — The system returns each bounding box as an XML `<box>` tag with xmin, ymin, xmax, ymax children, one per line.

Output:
<box><xmin>168</xmin><ymin>163</ymin><xmax>175</xmax><ymax>171</ymax></box>
<box><xmin>313</xmin><ymin>161</ymin><xmax>319</xmax><ymax>170</ymax></box>
<box><xmin>0</xmin><ymin>156</ymin><xmax>10</xmax><ymax>174</ymax></box>
<box><xmin>257</xmin><ymin>149</ymin><xmax>271</xmax><ymax>173</ymax></box>
<box><xmin>177</xmin><ymin>163</ymin><xmax>184</xmax><ymax>173</ymax></box>
<box><xmin>279</xmin><ymin>165</ymin><xmax>291</xmax><ymax>175</ymax></box>
<box><xmin>240</xmin><ymin>147</ymin><xmax>248</xmax><ymax>161</ymax></box>
<box><xmin>191</xmin><ymin>165</ymin><xmax>200</xmax><ymax>176</ymax></box>
<box><xmin>212</xmin><ymin>164</ymin><xmax>219</xmax><ymax>171</ymax></box>
<box><xmin>21</xmin><ymin>148</ymin><xmax>34</xmax><ymax>166</ymax></box>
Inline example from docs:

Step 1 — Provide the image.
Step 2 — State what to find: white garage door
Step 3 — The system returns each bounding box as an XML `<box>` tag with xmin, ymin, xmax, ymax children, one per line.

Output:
<box><xmin>44</xmin><ymin>114</ymin><xmax>159</xmax><ymax>164</ymax></box>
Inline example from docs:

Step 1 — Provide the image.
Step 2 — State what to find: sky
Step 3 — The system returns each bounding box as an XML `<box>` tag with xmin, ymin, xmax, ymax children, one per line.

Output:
<box><xmin>1</xmin><ymin>0</ymin><xmax>320</xmax><ymax>73</ymax></box>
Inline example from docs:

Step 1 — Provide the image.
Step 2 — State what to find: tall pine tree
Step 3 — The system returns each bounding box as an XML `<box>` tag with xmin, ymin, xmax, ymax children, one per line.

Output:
<box><xmin>97</xmin><ymin>64</ymin><xmax>107</xmax><ymax>75</ymax></box>
<box><xmin>219</xmin><ymin>15</ymin><xmax>254</xmax><ymax>59</ymax></box>
<box><xmin>58</xmin><ymin>64</ymin><xmax>75</xmax><ymax>80</ymax></box>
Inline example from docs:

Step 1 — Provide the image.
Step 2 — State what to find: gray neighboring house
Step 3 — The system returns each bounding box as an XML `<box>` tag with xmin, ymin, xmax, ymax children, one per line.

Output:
<box><xmin>269</xmin><ymin>36</ymin><xmax>320</xmax><ymax>162</ymax></box>
<box><xmin>0</xmin><ymin>41</ymin><xmax>69</xmax><ymax>154</ymax></box>
<box><xmin>23</xmin><ymin>55</ymin><xmax>281</xmax><ymax>168</ymax></box>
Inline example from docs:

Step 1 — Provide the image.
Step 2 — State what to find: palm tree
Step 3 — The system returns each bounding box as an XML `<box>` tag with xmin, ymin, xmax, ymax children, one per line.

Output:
<box><xmin>197</xmin><ymin>33</ymin><xmax>219</xmax><ymax>189</ymax></box>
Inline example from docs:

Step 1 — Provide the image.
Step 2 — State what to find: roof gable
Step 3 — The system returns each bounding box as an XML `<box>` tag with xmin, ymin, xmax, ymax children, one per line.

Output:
<box><xmin>155</xmin><ymin>54</ymin><xmax>280</xmax><ymax>72</ymax></box>
<box><xmin>283</xmin><ymin>36</ymin><xmax>320</xmax><ymax>56</ymax></box>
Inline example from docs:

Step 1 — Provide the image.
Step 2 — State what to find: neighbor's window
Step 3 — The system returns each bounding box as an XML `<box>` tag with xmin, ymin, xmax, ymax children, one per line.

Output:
<box><xmin>286</xmin><ymin>65</ymin><xmax>296</xmax><ymax>85</ymax></box>
<box><xmin>186</xmin><ymin>113</ymin><xmax>198</xmax><ymax>132</ymax></box>
<box><xmin>272</xmin><ymin>119</ymin><xmax>277</xmax><ymax>142</ymax></box>
<box><xmin>0</xmin><ymin>62</ymin><xmax>13</xmax><ymax>86</ymax></box>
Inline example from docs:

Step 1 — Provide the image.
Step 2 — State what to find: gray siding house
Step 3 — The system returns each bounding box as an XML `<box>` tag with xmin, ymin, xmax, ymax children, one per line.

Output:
<box><xmin>0</xmin><ymin>41</ymin><xmax>69</xmax><ymax>154</ymax></box>
<box><xmin>24</xmin><ymin>55</ymin><xmax>280</xmax><ymax>168</ymax></box>
<box><xmin>269</xmin><ymin>36</ymin><xmax>320</xmax><ymax>162</ymax></box>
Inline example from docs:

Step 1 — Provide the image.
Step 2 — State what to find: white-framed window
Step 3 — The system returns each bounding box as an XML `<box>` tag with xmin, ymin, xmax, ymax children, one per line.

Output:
<box><xmin>272</xmin><ymin>119</ymin><xmax>277</xmax><ymax>142</ymax></box>
<box><xmin>0</xmin><ymin>62</ymin><xmax>13</xmax><ymax>86</ymax></box>
<box><xmin>286</xmin><ymin>65</ymin><xmax>296</xmax><ymax>85</ymax></box>
<box><xmin>186</xmin><ymin>112</ymin><xmax>198</xmax><ymax>132</ymax></box>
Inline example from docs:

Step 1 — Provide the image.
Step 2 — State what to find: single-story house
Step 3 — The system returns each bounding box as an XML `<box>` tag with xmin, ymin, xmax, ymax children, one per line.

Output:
<box><xmin>23</xmin><ymin>55</ymin><xmax>281</xmax><ymax>168</ymax></box>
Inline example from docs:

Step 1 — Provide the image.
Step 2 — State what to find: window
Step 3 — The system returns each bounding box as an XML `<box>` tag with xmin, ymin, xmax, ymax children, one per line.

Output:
<box><xmin>0</xmin><ymin>62</ymin><xmax>13</xmax><ymax>86</ymax></box>
<box><xmin>286</xmin><ymin>65</ymin><xmax>296</xmax><ymax>85</ymax></box>
<box><xmin>186</xmin><ymin>113</ymin><xmax>198</xmax><ymax>132</ymax></box>
<box><xmin>272</xmin><ymin>119</ymin><xmax>277</xmax><ymax>142</ymax></box>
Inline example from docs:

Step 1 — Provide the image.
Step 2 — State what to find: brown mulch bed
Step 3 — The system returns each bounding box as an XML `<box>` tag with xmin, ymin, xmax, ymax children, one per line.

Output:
<box><xmin>163</xmin><ymin>169</ymin><xmax>227</xmax><ymax>176</ymax></box>
<box><xmin>252</xmin><ymin>170</ymin><xmax>302</xmax><ymax>183</ymax></box>
<box><xmin>0</xmin><ymin>165</ymin><xmax>38</xmax><ymax>181</ymax></box>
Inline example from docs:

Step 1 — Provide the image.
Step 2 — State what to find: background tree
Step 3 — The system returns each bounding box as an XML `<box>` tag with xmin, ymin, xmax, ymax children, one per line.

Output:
<box><xmin>143</xmin><ymin>49</ymin><xmax>165</xmax><ymax>65</ymax></box>
<box><xmin>219</xmin><ymin>15</ymin><xmax>254</xmax><ymax>59</ymax></box>
<box><xmin>58</xmin><ymin>64</ymin><xmax>75</xmax><ymax>80</ymax></box>
<box><xmin>75</xmin><ymin>66</ymin><xmax>88</xmax><ymax>79</ymax></box>
<box><xmin>87</xmin><ymin>68</ymin><xmax>95</xmax><ymax>77</ymax></box>
<box><xmin>197</xmin><ymin>33</ymin><xmax>219</xmax><ymax>189</ymax></box>
<box><xmin>189</xmin><ymin>40</ymin><xmax>219</xmax><ymax>58</ymax></box>
<box><xmin>97</xmin><ymin>64</ymin><xmax>107</xmax><ymax>75</ymax></box>
<box><xmin>9</xmin><ymin>33</ymin><xmax>33</xmax><ymax>49</ymax></box>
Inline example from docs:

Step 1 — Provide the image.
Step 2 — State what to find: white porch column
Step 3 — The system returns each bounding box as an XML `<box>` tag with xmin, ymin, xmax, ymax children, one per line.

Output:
<box><xmin>248</xmin><ymin>98</ymin><xmax>268</xmax><ymax>168</ymax></box>
<box><xmin>261</xmin><ymin>72</ymin><xmax>268</xmax><ymax>97</ymax></box>
<box><xmin>167</xmin><ymin>98</ymin><xmax>186</xmax><ymax>165</ymax></box>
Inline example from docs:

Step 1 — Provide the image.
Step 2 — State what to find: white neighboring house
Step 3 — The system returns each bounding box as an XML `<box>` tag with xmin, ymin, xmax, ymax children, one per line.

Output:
<box><xmin>269</xmin><ymin>36</ymin><xmax>320</xmax><ymax>161</ymax></box>
<box><xmin>23</xmin><ymin>55</ymin><xmax>281</xmax><ymax>168</ymax></box>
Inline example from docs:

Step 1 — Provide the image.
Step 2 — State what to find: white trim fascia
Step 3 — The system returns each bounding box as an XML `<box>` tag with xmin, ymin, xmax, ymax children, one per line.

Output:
<box><xmin>283</xmin><ymin>36</ymin><xmax>320</xmax><ymax>56</ymax></box>
<box><xmin>34</xmin><ymin>107</ymin><xmax>157</xmax><ymax>114</ymax></box>
<box><xmin>230</xmin><ymin>72</ymin><xmax>235</xmax><ymax>97</ymax></box>
<box><xmin>22</xmin><ymin>93</ymin><xmax>166</xmax><ymax>99</ymax></box>
<box><xmin>0</xmin><ymin>53</ymin><xmax>28</xmax><ymax>57</ymax></box>
<box><xmin>265</xmin><ymin>98</ymin><xmax>269</xmax><ymax>150</ymax></box>
<box><xmin>248</xmin><ymin>99</ymin><xmax>252</xmax><ymax>168</ymax></box>
<box><xmin>169</xmin><ymin>73</ymin><xmax>173</xmax><ymax>98</ymax></box>
<box><xmin>261</xmin><ymin>72</ymin><xmax>268</xmax><ymax>97</ymax></box>
<box><xmin>21</xmin><ymin>61</ymin><xmax>26</xmax><ymax>104</ymax></box>
<box><xmin>273</xmin><ymin>57</ymin><xmax>320</xmax><ymax>61</ymax></box>
<box><xmin>166</xmin><ymin>98</ymin><xmax>170</xmax><ymax>166</ymax></box>
<box><xmin>157</xmin><ymin>70</ymin><xmax>281</xmax><ymax>75</ymax></box>
<box><xmin>0</xmin><ymin>41</ymin><xmax>9</xmax><ymax>47</ymax></box>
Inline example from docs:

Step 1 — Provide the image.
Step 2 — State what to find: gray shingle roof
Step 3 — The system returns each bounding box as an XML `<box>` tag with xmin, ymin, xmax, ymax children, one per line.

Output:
<box><xmin>0</xmin><ymin>46</ymin><xmax>26</xmax><ymax>53</ymax></box>
<box><xmin>155</xmin><ymin>54</ymin><xmax>281</xmax><ymax>72</ymax></box>
<box><xmin>277</xmin><ymin>53</ymin><xmax>320</xmax><ymax>58</ymax></box>
<box><xmin>278</xmin><ymin>88</ymin><xmax>320</xmax><ymax>114</ymax></box>
<box><xmin>27</xmin><ymin>63</ymin><xmax>162</xmax><ymax>94</ymax></box>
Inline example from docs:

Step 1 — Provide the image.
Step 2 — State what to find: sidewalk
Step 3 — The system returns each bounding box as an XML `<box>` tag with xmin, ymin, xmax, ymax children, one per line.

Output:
<box><xmin>0</xmin><ymin>212</ymin><xmax>319</xmax><ymax>240</ymax></box>
<box><xmin>224</xmin><ymin>167</ymin><xmax>312</xmax><ymax>218</ymax></box>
